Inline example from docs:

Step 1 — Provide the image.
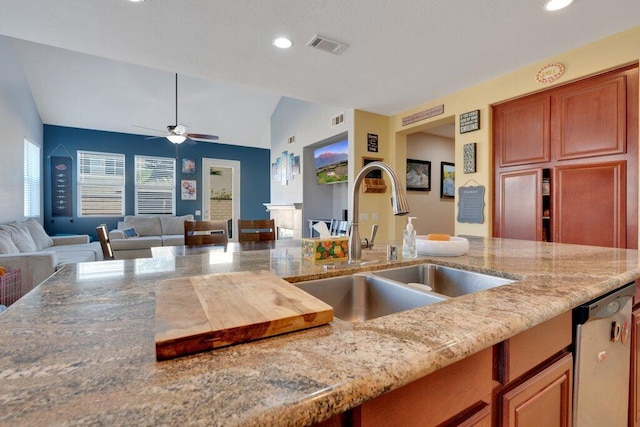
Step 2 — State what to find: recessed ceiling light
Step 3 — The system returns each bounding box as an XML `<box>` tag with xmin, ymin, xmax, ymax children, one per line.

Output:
<box><xmin>129</xmin><ymin>0</ymin><xmax>145</xmax><ymax>3</ymax></box>
<box><xmin>273</xmin><ymin>37</ymin><xmax>293</xmax><ymax>49</ymax></box>
<box><xmin>544</xmin><ymin>0</ymin><xmax>573</xmax><ymax>11</ymax></box>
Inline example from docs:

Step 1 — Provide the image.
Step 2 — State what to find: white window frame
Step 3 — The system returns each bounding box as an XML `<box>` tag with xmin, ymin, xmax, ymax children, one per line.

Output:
<box><xmin>23</xmin><ymin>139</ymin><xmax>41</xmax><ymax>218</ymax></box>
<box><xmin>77</xmin><ymin>150</ymin><xmax>125</xmax><ymax>217</ymax></box>
<box><xmin>134</xmin><ymin>155</ymin><xmax>176</xmax><ymax>215</ymax></box>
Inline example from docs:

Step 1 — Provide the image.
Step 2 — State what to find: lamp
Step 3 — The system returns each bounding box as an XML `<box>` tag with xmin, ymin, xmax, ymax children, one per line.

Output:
<box><xmin>167</xmin><ymin>135</ymin><xmax>186</xmax><ymax>144</ymax></box>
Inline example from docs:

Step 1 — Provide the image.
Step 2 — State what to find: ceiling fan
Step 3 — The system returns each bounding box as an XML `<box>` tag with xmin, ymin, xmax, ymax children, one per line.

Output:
<box><xmin>133</xmin><ymin>73</ymin><xmax>219</xmax><ymax>145</ymax></box>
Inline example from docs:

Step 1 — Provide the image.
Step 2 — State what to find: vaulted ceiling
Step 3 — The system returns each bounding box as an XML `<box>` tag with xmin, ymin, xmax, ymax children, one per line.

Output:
<box><xmin>1</xmin><ymin>0</ymin><xmax>639</xmax><ymax>148</ymax></box>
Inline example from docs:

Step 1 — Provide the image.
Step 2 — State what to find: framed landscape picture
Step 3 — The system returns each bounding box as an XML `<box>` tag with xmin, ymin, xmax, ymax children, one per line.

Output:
<box><xmin>440</xmin><ymin>162</ymin><xmax>455</xmax><ymax>198</ymax></box>
<box><xmin>406</xmin><ymin>159</ymin><xmax>431</xmax><ymax>191</ymax></box>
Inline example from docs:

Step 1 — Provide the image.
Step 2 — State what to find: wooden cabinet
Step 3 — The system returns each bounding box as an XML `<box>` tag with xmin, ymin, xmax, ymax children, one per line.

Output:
<box><xmin>494</xmin><ymin>312</ymin><xmax>572</xmax><ymax>427</ymax></box>
<box><xmin>499</xmin><ymin>353</ymin><xmax>573</xmax><ymax>427</ymax></box>
<box><xmin>353</xmin><ymin>347</ymin><xmax>493</xmax><ymax>426</ymax></box>
<box><xmin>494</xmin><ymin>168</ymin><xmax>542</xmax><ymax>241</ymax></box>
<box><xmin>630</xmin><ymin>305</ymin><xmax>640</xmax><ymax>426</ymax></box>
<box><xmin>554</xmin><ymin>161</ymin><xmax>626</xmax><ymax>247</ymax></box>
<box><xmin>345</xmin><ymin>313</ymin><xmax>572</xmax><ymax>427</ymax></box>
<box><xmin>552</xmin><ymin>73</ymin><xmax>627</xmax><ymax>161</ymax></box>
<box><xmin>493</xmin><ymin>65</ymin><xmax>638</xmax><ymax>249</ymax></box>
<box><xmin>494</xmin><ymin>94</ymin><xmax>551</xmax><ymax>167</ymax></box>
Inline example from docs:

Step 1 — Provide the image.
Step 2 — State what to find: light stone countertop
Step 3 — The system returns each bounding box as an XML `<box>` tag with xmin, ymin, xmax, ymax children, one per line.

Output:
<box><xmin>1</xmin><ymin>237</ymin><xmax>640</xmax><ymax>426</ymax></box>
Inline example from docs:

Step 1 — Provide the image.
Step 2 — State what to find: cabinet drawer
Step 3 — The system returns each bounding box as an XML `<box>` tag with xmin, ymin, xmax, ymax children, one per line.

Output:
<box><xmin>357</xmin><ymin>347</ymin><xmax>492</xmax><ymax>426</ymax></box>
<box><xmin>494</xmin><ymin>311</ymin><xmax>572</xmax><ymax>384</ymax></box>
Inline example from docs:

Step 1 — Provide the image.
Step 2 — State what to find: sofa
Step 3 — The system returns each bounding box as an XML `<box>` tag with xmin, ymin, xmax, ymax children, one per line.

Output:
<box><xmin>108</xmin><ymin>215</ymin><xmax>194</xmax><ymax>259</ymax></box>
<box><xmin>0</xmin><ymin>218</ymin><xmax>103</xmax><ymax>293</ymax></box>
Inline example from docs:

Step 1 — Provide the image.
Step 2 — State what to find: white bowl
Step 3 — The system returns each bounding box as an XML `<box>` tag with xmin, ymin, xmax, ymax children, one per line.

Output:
<box><xmin>415</xmin><ymin>236</ymin><xmax>469</xmax><ymax>257</ymax></box>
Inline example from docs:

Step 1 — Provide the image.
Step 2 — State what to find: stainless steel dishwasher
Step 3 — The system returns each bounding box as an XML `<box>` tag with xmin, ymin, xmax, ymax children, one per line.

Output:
<box><xmin>573</xmin><ymin>282</ymin><xmax>635</xmax><ymax>427</ymax></box>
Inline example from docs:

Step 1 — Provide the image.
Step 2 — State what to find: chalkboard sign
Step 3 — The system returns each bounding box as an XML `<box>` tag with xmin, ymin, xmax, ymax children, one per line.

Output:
<box><xmin>367</xmin><ymin>133</ymin><xmax>378</xmax><ymax>152</ymax></box>
<box><xmin>459</xmin><ymin>110</ymin><xmax>480</xmax><ymax>134</ymax></box>
<box><xmin>457</xmin><ymin>185</ymin><xmax>485</xmax><ymax>224</ymax></box>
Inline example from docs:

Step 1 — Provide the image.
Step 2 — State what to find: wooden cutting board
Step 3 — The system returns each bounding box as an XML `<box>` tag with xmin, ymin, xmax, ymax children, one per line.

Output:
<box><xmin>155</xmin><ymin>270</ymin><xmax>333</xmax><ymax>360</ymax></box>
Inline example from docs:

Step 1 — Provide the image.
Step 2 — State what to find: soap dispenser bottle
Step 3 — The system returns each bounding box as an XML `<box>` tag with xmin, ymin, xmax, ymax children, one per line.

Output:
<box><xmin>403</xmin><ymin>217</ymin><xmax>417</xmax><ymax>258</ymax></box>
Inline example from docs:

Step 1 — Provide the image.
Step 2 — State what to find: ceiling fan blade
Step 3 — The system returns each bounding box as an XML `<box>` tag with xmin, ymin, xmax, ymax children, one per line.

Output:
<box><xmin>132</xmin><ymin>124</ymin><xmax>167</xmax><ymax>134</ymax></box>
<box><xmin>186</xmin><ymin>133</ymin><xmax>219</xmax><ymax>141</ymax></box>
<box><xmin>144</xmin><ymin>135</ymin><xmax>169</xmax><ymax>140</ymax></box>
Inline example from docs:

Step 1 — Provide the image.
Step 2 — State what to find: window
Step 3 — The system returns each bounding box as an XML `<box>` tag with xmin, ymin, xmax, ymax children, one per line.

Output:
<box><xmin>135</xmin><ymin>155</ymin><xmax>176</xmax><ymax>215</ymax></box>
<box><xmin>23</xmin><ymin>139</ymin><xmax>41</xmax><ymax>217</ymax></box>
<box><xmin>78</xmin><ymin>151</ymin><xmax>125</xmax><ymax>216</ymax></box>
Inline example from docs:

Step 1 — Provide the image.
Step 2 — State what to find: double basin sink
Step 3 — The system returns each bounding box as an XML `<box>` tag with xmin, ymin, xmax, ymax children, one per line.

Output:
<box><xmin>295</xmin><ymin>263</ymin><xmax>515</xmax><ymax>323</ymax></box>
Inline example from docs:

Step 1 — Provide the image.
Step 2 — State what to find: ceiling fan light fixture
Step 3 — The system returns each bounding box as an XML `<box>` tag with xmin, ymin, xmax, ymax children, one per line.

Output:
<box><xmin>167</xmin><ymin>135</ymin><xmax>186</xmax><ymax>144</ymax></box>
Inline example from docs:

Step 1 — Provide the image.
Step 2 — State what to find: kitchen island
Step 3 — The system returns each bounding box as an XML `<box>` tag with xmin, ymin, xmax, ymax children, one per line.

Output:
<box><xmin>1</xmin><ymin>237</ymin><xmax>639</xmax><ymax>426</ymax></box>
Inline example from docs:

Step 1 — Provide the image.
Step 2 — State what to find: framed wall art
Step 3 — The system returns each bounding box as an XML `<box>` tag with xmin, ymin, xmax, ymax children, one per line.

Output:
<box><xmin>181</xmin><ymin>158</ymin><xmax>196</xmax><ymax>174</ymax></box>
<box><xmin>440</xmin><ymin>162</ymin><xmax>455</xmax><ymax>199</ymax></box>
<box><xmin>406</xmin><ymin>159</ymin><xmax>431</xmax><ymax>191</ymax></box>
<box><xmin>463</xmin><ymin>143</ymin><xmax>476</xmax><ymax>174</ymax></box>
<box><xmin>181</xmin><ymin>179</ymin><xmax>197</xmax><ymax>200</ymax></box>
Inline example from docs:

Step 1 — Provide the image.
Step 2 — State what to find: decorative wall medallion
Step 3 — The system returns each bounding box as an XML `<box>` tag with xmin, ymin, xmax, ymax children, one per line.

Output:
<box><xmin>536</xmin><ymin>63</ymin><xmax>565</xmax><ymax>84</ymax></box>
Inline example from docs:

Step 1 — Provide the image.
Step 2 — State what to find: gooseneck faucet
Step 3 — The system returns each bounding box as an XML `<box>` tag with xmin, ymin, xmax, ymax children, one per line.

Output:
<box><xmin>348</xmin><ymin>161</ymin><xmax>410</xmax><ymax>263</ymax></box>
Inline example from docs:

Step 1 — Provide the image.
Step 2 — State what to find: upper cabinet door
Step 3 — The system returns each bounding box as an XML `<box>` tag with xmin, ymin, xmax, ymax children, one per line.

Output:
<box><xmin>552</xmin><ymin>72</ymin><xmax>627</xmax><ymax>161</ymax></box>
<box><xmin>493</xmin><ymin>95</ymin><xmax>551</xmax><ymax>167</ymax></box>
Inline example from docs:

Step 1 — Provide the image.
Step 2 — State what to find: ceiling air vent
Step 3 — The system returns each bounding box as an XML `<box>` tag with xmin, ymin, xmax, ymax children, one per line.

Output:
<box><xmin>331</xmin><ymin>113</ymin><xmax>344</xmax><ymax>127</ymax></box>
<box><xmin>307</xmin><ymin>35</ymin><xmax>348</xmax><ymax>55</ymax></box>
<box><xmin>287</xmin><ymin>135</ymin><xmax>295</xmax><ymax>144</ymax></box>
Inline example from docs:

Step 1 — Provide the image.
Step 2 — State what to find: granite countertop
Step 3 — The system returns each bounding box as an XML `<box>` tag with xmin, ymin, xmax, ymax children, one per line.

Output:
<box><xmin>1</xmin><ymin>237</ymin><xmax>640</xmax><ymax>426</ymax></box>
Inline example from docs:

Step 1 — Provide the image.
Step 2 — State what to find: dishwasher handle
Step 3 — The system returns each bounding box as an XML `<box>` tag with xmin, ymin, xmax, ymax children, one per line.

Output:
<box><xmin>574</xmin><ymin>282</ymin><xmax>635</xmax><ymax>325</ymax></box>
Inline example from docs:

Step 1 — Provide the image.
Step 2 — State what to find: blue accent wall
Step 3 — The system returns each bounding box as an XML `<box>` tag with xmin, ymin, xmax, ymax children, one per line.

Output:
<box><xmin>43</xmin><ymin>125</ymin><xmax>270</xmax><ymax>239</ymax></box>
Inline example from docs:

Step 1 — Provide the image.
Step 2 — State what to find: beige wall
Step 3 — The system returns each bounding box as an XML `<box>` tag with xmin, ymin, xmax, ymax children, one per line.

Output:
<box><xmin>352</xmin><ymin>109</ymin><xmax>395</xmax><ymax>242</ymax></box>
<box><xmin>387</xmin><ymin>25</ymin><xmax>640</xmax><ymax>238</ymax></box>
<box><xmin>406</xmin><ymin>133</ymin><xmax>455</xmax><ymax>235</ymax></box>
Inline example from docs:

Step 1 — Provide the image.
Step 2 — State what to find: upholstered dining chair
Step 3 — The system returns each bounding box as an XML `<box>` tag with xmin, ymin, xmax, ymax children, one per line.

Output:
<box><xmin>96</xmin><ymin>224</ymin><xmax>114</xmax><ymax>260</ymax></box>
<box><xmin>237</xmin><ymin>219</ymin><xmax>276</xmax><ymax>243</ymax></box>
<box><xmin>184</xmin><ymin>221</ymin><xmax>229</xmax><ymax>246</ymax></box>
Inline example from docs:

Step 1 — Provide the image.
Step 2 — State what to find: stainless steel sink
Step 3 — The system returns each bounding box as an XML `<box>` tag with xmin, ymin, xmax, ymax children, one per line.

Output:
<box><xmin>295</xmin><ymin>273</ymin><xmax>447</xmax><ymax>322</ymax></box>
<box><xmin>372</xmin><ymin>263</ymin><xmax>515</xmax><ymax>297</ymax></box>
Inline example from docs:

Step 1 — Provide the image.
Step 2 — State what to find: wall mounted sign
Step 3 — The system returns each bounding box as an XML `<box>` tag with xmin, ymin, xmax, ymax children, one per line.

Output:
<box><xmin>402</xmin><ymin>104</ymin><xmax>444</xmax><ymax>126</ymax></box>
<box><xmin>463</xmin><ymin>143</ymin><xmax>476</xmax><ymax>174</ymax></box>
<box><xmin>457</xmin><ymin>185</ymin><xmax>485</xmax><ymax>224</ymax></box>
<box><xmin>536</xmin><ymin>63</ymin><xmax>565</xmax><ymax>84</ymax></box>
<box><xmin>367</xmin><ymin>133</ymin><xmax>379</xmax><ymax>152</ymax></box>
<box><xmin>51</xmin><ymin>156</ymin><xmax>73</xmax><ymax>217</ymax></box>
<box><xmin>459</xmin><ymin>110</ymin><xmax>480</xmax><ymax>134</ymax></box>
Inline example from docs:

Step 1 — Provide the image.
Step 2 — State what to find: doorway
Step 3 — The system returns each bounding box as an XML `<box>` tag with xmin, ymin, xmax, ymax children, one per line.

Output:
<box><xmin>405</xmin><ymin>119</ymin><xmax>456</xmax><ymax>235</ymax></box>
<box><xmin>201</xmin><ymin>158</ymin><xmax>241</xmax><ymax>241</ymax></box>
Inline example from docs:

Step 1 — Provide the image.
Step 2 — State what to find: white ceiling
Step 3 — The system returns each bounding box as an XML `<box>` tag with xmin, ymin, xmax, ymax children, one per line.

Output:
<box><xmin>1</xmin><ymin>1</ymin><xmax>639</xmax><ymax>148</ymax></box>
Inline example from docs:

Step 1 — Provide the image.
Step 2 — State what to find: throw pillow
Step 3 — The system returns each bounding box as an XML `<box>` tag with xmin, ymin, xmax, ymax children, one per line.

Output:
<box><xmin>123</xmin><ymin>227</ymin><xmax>139</xmax><ymax>238</ymax></box>
<box><xmin>23</xmin><ymin>218</ymin><xmax>54</xmax><ymax>250</ymax></box>
<box><xmin>0</xmin><ymin>230</ymin><xmax>20</xmax><ymax>255</ymax></box>
<box><xmin>0</xmin><ymin>223</ymin><xmax>37</xmax><ymax>253</ymax></box>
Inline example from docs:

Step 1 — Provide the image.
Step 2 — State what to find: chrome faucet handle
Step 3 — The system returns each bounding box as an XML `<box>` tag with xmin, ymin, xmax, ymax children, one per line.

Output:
<box><xmin>361</xmin><ymin>224</ymin><xmax>378</xmax><ymax>250</ymax></box>
<box><xmin>370</xmin><ymin>224</ymin><xmax>378</xmax><ymax>246</ymax></box>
